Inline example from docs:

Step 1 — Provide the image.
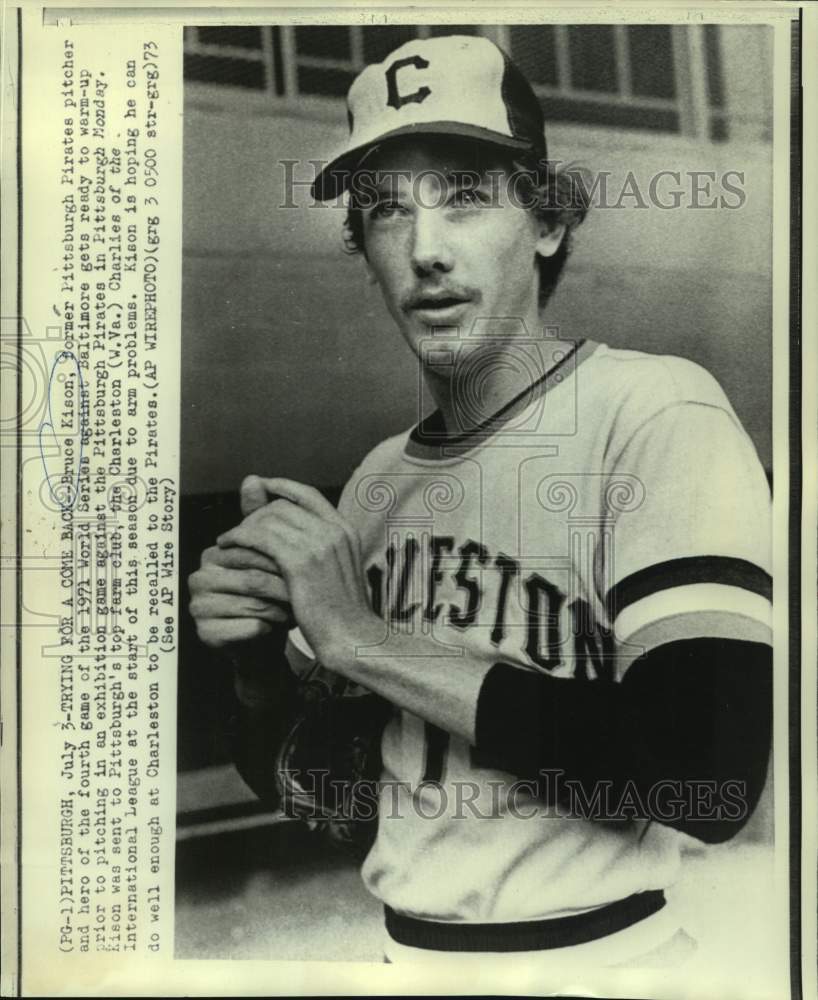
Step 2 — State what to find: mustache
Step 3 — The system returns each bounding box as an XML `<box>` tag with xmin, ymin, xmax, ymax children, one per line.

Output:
<box><xmin>402</xmin><ymin>286</ymin><xmax>480</xmax><ymax>310</ymax></box>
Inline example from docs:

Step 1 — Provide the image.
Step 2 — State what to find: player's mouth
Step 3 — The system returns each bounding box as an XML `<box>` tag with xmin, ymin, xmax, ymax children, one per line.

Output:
<box><xmin>405</xmin><ymin>292</ymin><xmax>474</xmax><ymax>324</ymax></box>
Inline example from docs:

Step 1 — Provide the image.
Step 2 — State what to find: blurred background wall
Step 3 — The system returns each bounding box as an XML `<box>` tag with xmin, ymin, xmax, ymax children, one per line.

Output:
<box><xmin>181</xmin><ymin>22</ymin><xmax>773</xmax><ymax>497</ymax></box>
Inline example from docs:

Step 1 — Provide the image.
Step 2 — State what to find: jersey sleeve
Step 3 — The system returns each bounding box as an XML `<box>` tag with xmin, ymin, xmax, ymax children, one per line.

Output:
<box><xmin>601</xmin><ymin>400</ymin><xmax>772</xmax><ymax>677</ymax></box>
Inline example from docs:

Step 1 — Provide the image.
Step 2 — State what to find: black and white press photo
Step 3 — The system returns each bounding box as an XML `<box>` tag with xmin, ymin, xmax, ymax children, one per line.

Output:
<box><xmin>7</xmin><ymin>2</ymin><xmax>815</xmax><ymax>996</ymax></box>
<box><xmin>173</xmin><ymin>16</ymin><xmax>787</xmax><ymax>991</ymax></box>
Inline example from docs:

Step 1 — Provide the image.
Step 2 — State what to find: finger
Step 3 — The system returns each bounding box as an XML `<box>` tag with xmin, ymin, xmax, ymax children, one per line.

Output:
<box><xmin>240</xmin><ymin>474</ymin><xmax>271</xmax><ymax>517</ymax></box>
<box><xmin>216</xmin><ymin>497</ymin><xmax>321</xmax><ymax>550</ymax></box>
<box><xmin>253</xmin><ymin>478</ymin><xmax>341</xmax><ymax>521</ymax></box>
<box><xmin>190</xmin><ymin>564</ymin><xmax>289</xmax><ymax>602</ymax></box>
<box><xmin>202</xmin><ymin>544</ymin><xmax>280</xmax><ymax>574</ymax></box>
<box><xmin>216</xmin><ymin>514</ymin><xmax>297</xmax><ymax>556</ymax></box>
<box><xmin>190</xmin><ymin>592</ymin><xmax>291</xmax><ymax>623</ymax></box>
<box><xmin>256</xmin><ymin>496</ymin><xmax>319</xmax><ymax>530</ymax></box>
<box><xmin>196</xmin><ymin>617</ymin><xmax>273</xmax><ymax>649</ymax></box>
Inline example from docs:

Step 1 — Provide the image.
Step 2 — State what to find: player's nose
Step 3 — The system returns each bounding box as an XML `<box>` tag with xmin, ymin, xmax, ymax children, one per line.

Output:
<box><xmin>409</xmin><ymin>208</ymin><xmax>454</xmax><ymax>276</ymax></box>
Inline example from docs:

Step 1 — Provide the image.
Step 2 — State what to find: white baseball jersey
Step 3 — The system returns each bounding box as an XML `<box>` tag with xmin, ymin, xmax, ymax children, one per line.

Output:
<box><xmin>289</xmin><ymin>339</ymin><xmax>772</xmax><ymax>923</ymax></box>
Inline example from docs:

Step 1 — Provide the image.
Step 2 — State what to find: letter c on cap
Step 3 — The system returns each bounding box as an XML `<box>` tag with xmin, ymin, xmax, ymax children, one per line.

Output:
<box><xmin>385</xmin><ymin>55</ymin><xmax>431</xmax><ymax>110</ymax></box>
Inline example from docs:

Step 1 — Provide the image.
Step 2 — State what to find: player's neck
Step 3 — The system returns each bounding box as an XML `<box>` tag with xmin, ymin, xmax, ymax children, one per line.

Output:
<box><xmin>423</xmin><ymin>328</ymin><xmax>578</xmax><ymax>436</ymax></box>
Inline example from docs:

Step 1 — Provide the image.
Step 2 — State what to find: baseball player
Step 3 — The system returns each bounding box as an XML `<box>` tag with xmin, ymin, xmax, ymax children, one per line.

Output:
<box><xmin>188</xmin><ymin>35</ymin><xmax>772</xmax><ymax>967</ymax></box>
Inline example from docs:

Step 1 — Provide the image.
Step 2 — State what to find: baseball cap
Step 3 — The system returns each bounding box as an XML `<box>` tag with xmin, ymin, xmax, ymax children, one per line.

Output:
<box><xmin>311</xmin><ymin>34</ymin><xmax>547</xmax><ymax>201</ymax></box>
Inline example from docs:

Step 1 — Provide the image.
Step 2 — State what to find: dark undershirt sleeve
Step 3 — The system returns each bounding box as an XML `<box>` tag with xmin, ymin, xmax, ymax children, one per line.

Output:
<box><xmin>473</xmin><ymin>637</ymin><xmax>772</xmax><ymax>843</ymax></box>
<box><xmin>228</xmin><ymin>629</ymin><xmax>300</xmax><ymax>805</ymax></box>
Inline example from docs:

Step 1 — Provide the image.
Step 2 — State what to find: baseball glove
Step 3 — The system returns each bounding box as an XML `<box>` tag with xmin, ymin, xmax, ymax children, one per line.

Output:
<box><xmin>274</xmin><ymin>670</ymin><xmax>392</xmax><ymax>858</ymax></box>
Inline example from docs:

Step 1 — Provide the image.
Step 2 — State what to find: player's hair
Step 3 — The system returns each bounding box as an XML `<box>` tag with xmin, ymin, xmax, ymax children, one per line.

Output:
<box><xmin>342</xmin><ymin>148</ymin><xmax>591</xmax><ymax>308</ymax></box>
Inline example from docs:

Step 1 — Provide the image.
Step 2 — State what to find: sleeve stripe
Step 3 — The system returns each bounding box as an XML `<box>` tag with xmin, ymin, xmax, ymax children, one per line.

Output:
<box><xmin>613</xmin><ymin>584</ymin><xmax>772</xmax><ymax>646</ymax></box>
<box><xmin>614</xmin><ymin>610</ymin><xmax>773</xmax><ymax>676</ymax></box>
<box><xmin>605</xmin><ymin>556</ymin><xmax>772</xmax><ymax>621</ymax></box>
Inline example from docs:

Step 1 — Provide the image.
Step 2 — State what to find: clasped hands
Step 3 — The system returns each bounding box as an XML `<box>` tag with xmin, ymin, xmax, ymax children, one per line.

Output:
<box><xmin>188</xmin><ymin>475</ymin><xmax>379</xmax><ymax>665</ymax></box>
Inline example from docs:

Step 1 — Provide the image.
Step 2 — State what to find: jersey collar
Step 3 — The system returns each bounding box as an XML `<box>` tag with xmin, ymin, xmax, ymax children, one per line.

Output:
<box><xmin>405</xmin><ymin>338</ymin><xmax>599</xmax><ymax>461</ymax></box>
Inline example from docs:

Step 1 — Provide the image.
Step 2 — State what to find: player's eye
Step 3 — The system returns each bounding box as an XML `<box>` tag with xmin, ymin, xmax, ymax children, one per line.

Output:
<box><xmin>369</xmin><ymin>199</ymin><xmax>408</xmax><ymax>220</ymax></box>
<box><xmin>448</xmin><ymin>187</ymin><xmax>489</xmax><ymax>209</ymax></box>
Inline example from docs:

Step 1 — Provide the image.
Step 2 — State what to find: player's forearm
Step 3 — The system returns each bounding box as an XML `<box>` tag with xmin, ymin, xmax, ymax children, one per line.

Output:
<box><xmin>324</xmin><ymin>620</ymin><xmax>772</xmax><ymax>841</ymax></box>
<box><xmin>322</xmin><ymin>618</ymin><xmax>488</xmax><ymax>744</ymax></box>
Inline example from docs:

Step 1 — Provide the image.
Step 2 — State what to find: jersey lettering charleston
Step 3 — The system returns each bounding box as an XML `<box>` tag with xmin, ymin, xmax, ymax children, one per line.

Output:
<box><xmin>289</xmin><ymin>339</ymin><xmax>772</xmax><ymax>923</ymax></box>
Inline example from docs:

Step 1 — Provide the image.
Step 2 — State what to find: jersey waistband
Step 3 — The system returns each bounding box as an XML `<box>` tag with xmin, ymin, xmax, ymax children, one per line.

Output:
<box><xmin>384</xmin><ymin>890</ymin><xmax>666</xmax><ymax>953</ymax></box>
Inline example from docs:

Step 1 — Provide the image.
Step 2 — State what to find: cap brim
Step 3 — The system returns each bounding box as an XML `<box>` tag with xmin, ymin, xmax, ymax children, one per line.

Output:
<box><xmin>311</xmin><ymin>121</ymin><xmax>539</xmax><ymax>201</ymax></box>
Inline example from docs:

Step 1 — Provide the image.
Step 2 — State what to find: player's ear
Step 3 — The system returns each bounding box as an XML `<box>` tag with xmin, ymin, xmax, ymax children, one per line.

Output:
<box><xmin>535</xmin><ymin>221</ymin><xmax>566</xmax><ymax>259</ymax></box>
